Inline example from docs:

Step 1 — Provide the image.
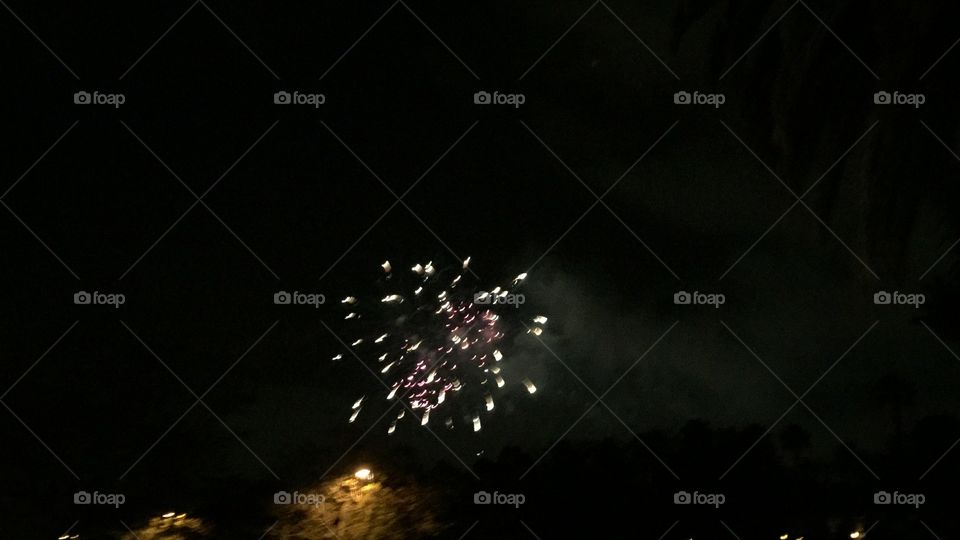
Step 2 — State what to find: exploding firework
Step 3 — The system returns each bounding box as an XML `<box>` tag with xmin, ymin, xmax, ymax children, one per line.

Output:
<box><xmin>337</xmin><ymin>257</ymin><xmax>544</xmax><ymax>434</ymax></box>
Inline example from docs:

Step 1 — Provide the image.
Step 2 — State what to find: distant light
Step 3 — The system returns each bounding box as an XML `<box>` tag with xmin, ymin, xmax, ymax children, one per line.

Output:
<box><xmin>355</xmin><ymin>468</ymin><xmax>372</xmax><ymax>480</ymax></box>
<box><xmin>175</xmin><ymin>513</ymin><xmax>187</xmax><ymax>519</ymax></box>
<box><xmin>162</xmin><ymin>512</ymin><xmax>175</xmax><ymax>518</ymax></box>
<box><xmin>850</xmin><ymin>533</ymin><xmax>862</xmax><ymax>539</ymax></box>
<box><xmin>523</xmin><ymin>378</ymin><xmax>537</xmax><ymax>394</ymax></box>
<box><xmin>780</xmin><ymin>535</ymin><xmax>789</xmax><ymax>540</ymax></box>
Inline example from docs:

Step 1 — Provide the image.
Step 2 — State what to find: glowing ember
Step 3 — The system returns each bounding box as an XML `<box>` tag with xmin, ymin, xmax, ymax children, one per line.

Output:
<box><xmin>337</xmin><ymin>258</ymin><xmax>545</xmax><ymax>433</ymax></box>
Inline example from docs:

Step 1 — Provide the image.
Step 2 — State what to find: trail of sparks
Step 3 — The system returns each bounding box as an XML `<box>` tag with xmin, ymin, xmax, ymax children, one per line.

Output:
<box><xmin>338</xmin><ymin>258</ymin><xmax>545</xmax><ymax>434</ymax></box>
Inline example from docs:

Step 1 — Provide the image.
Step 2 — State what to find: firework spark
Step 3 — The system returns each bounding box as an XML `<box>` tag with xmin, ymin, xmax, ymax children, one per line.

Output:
<box><xmin>338</xmin><ymin>258</ymin><xmax>545</xmax><ymax>433</ymax></box>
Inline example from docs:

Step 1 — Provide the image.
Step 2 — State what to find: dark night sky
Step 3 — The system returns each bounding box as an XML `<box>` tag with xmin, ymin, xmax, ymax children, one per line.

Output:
<box><xmin>2</xmin><ymin>1</ymin><xmax>960</xmax><ymax>538</ymax></box>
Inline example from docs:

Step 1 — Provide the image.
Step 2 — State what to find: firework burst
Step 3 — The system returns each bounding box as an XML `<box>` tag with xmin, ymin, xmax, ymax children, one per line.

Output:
<box><xmin>337</xmin><ymin>257</ymin><xmax>545</xmax><ymax>434</ymax></box>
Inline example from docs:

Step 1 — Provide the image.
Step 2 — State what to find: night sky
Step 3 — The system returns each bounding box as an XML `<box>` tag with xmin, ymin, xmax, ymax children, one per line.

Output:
<box><xmin>2</xmin><ymin>1</ymin><xmax>960</xmax><ymax>538</ymax></box>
